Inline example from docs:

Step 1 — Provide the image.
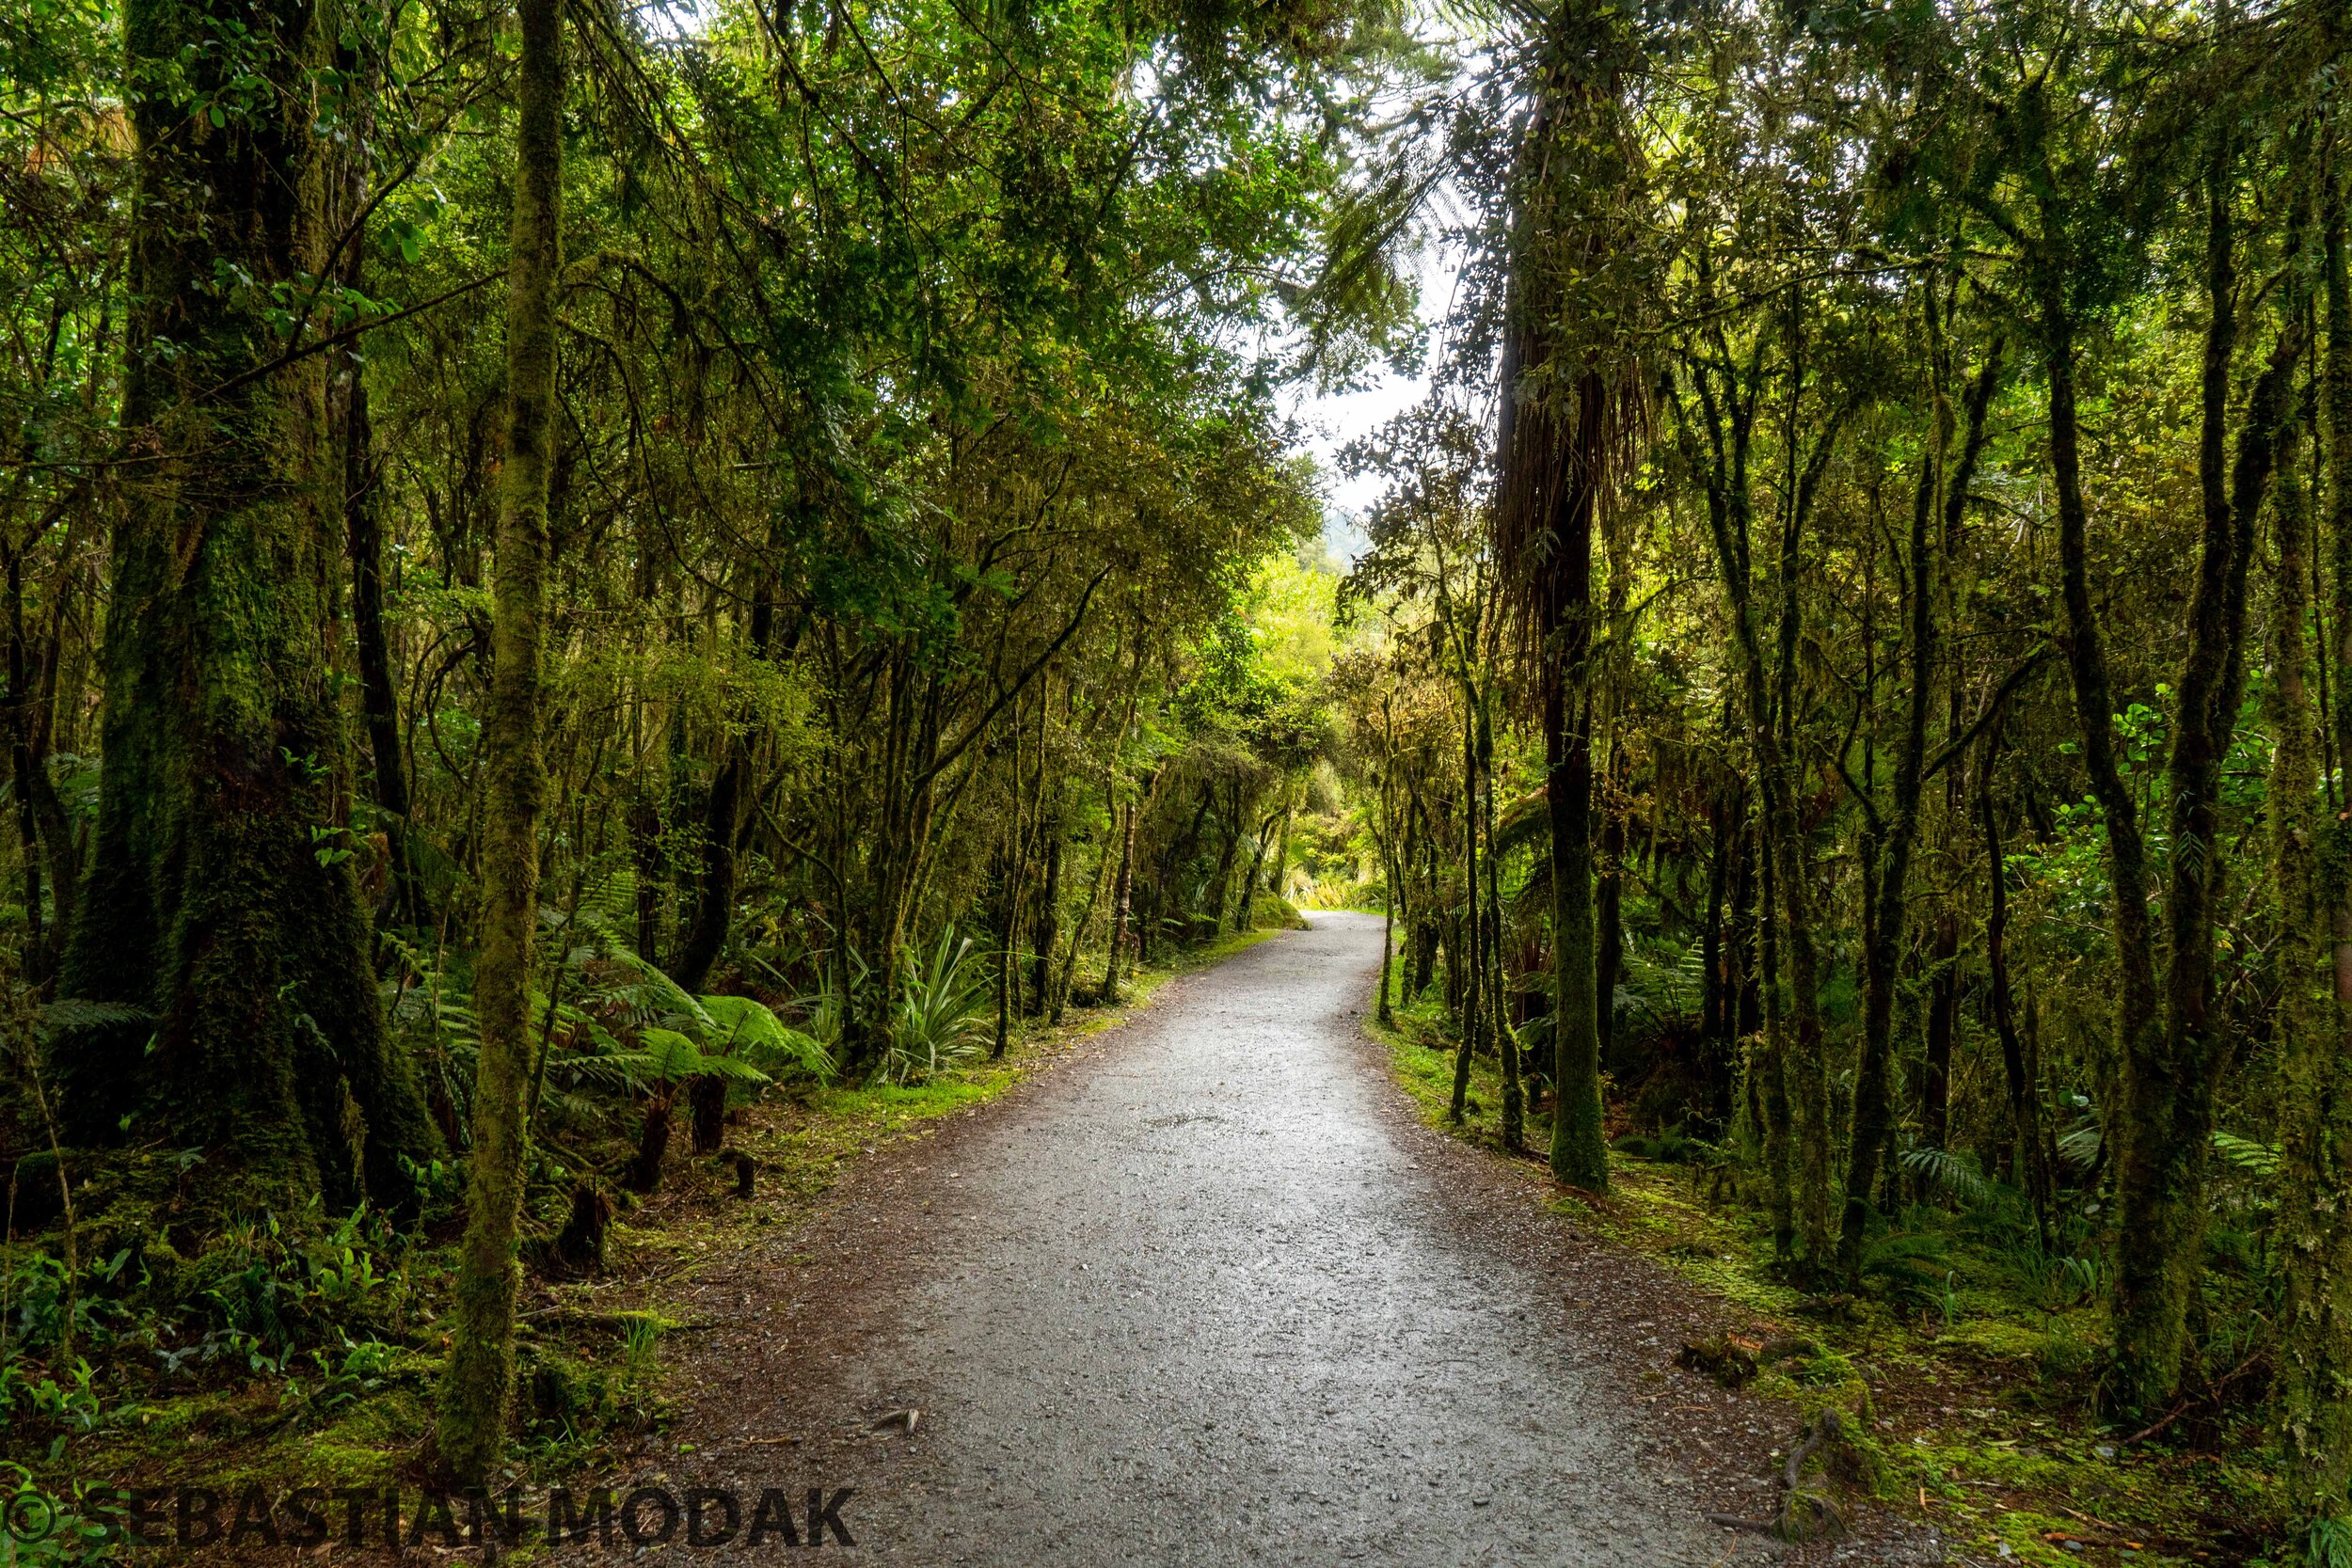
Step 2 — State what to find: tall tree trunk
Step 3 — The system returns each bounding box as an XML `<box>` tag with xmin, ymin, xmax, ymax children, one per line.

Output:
<box><xmin>1101</xmin><ymin>794</ymin><xmax>1136</xmax><ymax>1004</ymax></box>
<box><xmin>1699</xmin><ymin>771</ymin><xmax>1744</xmax><ymax>1128</ymax></box>
<box><xmin>1449</xmin><ymin>691</ymin><xmax>1483</xmax><ymax>1125</ymax></box>
<box><xmin>1489</xmin><ymin>35</ymin><xmax>1624</xmax><ymax>1192</ymax></box>
<box><xmin>1030</xmin><ymin>786</ymin><xmax>1063</xmax><ymax>1017</ymax></box>
<box><xmin>52</xmin><ymin>0</ymin><xmax>433</xmax><ymax>1208</ymax></box>
<box><xmin>7</xmin><ymin>546</ymin><xmax>48</xmax><ymax>981</ymax></box>
<box><xmin>345</xmin><ymin>263</ymin><xmax>418</xmax><ymax>929</ymax></box>
<box><xmin>437</xmin><ymin>0</ymin><xmax>562</xmax><ymax>1483</ymax></box>
<box><xmin>674</xmin><ymin>577</ymin><xmax>782</xmax><ymax>996</ymax></box>
<box><xmin>1406</xmin><ymin>798</ymin><xmax>1438</xmax><ymax>998</ymax></box>
<box><xmin>1054</xmin><ymin>778</ymin><xmax>1115</xmax><ymax>1021</ymax></box>
<box><xmin>1485</xmin><ymin>696</ymin><xmax>1522</xmax><ymax>1148</ymax></box>
<box><xmin>1979</xmin><ymin>731</ymin><xmax>2049</xmax><ymax>1237</ymax></box>
<box><xmin>1754</xmin><ymin>805</ymin><xmax>1794</xmax><ymax>1259</ymax></box>
<box><xmin>674</xmin><ymin>728</ymin><xmax>746</xmax><ymax>996</ymax></box>
<box><xmin>1841</xmin><ymin>322</ymin><xmax>1999</xmax><ymax>1275</ymax></box>
<box><xmin>1921</xmin><ymin>912</ymin><xmax>1958</xmax><ymax>1148</ymax></box>
<box><xmin>993</xmin><ymin>827</ymin><xmax>1016</xmax><ymax>1059</ymax></box>
<box><xmin>2286</xmin><ymin>138</ymin><xmax>2352</xmax><ymax>1533</ymax></box>
<box><xmin>2038</xmin><ymin>232</ymin><xmax>2167</xmax><ymax>1383</ymax></box>
<box><xmin>1594</xmin><ymin>740</ymin><xmax>1624</xmax><ymax>1069</ymax></box>
<box><xmin>1688</xmin><ymin>341</ymin><xmax>1816</xmax><ymax>1263</ymax></box>
<box><xmin>2095</xmin><ymin>159</ymin><xmax>2302</xmax><ymax>1406</ymax></box>
<box><xmin>1376</xmin><ymin>764</ymin><xmax>1397</xmax><ymax>1027</ymax></box>
<box><xmin>1770</xmin><ymin>441</ymin><xmax>1833</xmax><ymax>1275</ymax></box>
<box><xmin>1701</xmin><ymin>784</ymin><xmax>1728</xmax><ymax>1047</ymax></box>
<box><xmin>1208</xmin><ymin>779</ymin><xmax>1244</xmax><ymax>939</ymax></box>
<box><xmin>24</xmin><ymin>558</ymin><xmax>77</xmax><ymax>958</ymax></box>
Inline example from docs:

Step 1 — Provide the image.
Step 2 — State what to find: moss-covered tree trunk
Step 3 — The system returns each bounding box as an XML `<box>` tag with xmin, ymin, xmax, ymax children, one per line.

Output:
<box><xmin>992</xmin><ymin>825</ymin><xmax>1016</xmax><ymax>1059</ymax></box>
<box><xmin>1543</xmin><ymin>643</ymin><xmax>1605</xmax><ymax>1185</ymax></box>
<box><xmin>1375</xmin><ymin>756</ymin><xmax>1397</xmax><ymax>1026</ymax></box>
<box><xmin>2096</xmin><ymin>159</ymin><xmax>2300</xmax><ymax>1409</ymax></box>
<box><xmin>1486</xmin><ymin>13</ymin><xmax>1635</xmax><ymax>1192</ymax></box>
<box><xmin>7</xmin><ymin>546</ymin><xmax>55</xmax><ymax>982</ymax></box>
<box><xmin>1448</xmin><ymin>684</ymin><xmax>1483</xmax><ymax>1126</ymax></box>
<box><xmin>1592</xmin><ymin>741</ymin><xmax>1623</xmax><ymax>1069</ymax></box>
<box><xmin>53</xmin><ymin>0</ymin><xmax>433</xmax><ymax>1211</ymax></box>
<box><xmin>1840</xmin><ymin>321</ymin><xmax>1999</xmax><ymax>1275</ymax></box>
<box><xmin>1483</xmin><ymin>694</ymin><xmax>1522</xmax><ymax>1148</ymax></box>
<box><xmin>1495</xmin><ymin>240</ymin><xmax>1609</xmax><ymax>1186</ymax></box>
<box><xmin>674</xmin><ymin>577</ymin><xmax>778</xmax><ymax>996</ymax></box>
<box><xmin>2289</xmin><ymin>150</ymin><xmax>2352</xmax><ymax>1539</ymax></box>
<box><xmin>2263</xmin><ymin>400</ymin><xmax>2348</xmax><ymax>1536</ymax></box>
<box><xmin>1100</xmin><ymin>792</ymin><xmax>1136</xmax><ymax>1003</ymax></box>
<box><xmin>1208</xmin><ymin>777</ymin><xmax>1244</xmax><ymax>939</ymax></box>
<box><xmin>1029</xmin><ymin>785</ymin><xmax>1063</xmax><ymax>1015</ymax></box>
<box><xmin>1753</xmin><ymin>807</ymin><xmax>1794</xmax><ymax>1259</ymax></box>
<box><xmin>1979</xmin><ymin>733</ymin><xmax>2049</xmax><ymax>1236</ymax></box>
<box><xmin>346</xmin><ymin>355</ymin><xmax>420</xmax><ymax>929</ymax></box>
<box><xmin>1766</xmin><ymin>439</ymin><xmax>1833</xmax><ymax>1273</ymax></box>
<box><xmin>437</xmin><ymin>0</ymin><xmax>562</xmax><ymax>1484</ymax></box>
<box><xmin>1686</xmin><ymin>335</ymin><xmax>1813</xmax><ymax>1262</ymax></box>
<box><xmin>1839</xmin><ymin>437</ymin><xmax>1938</xmax><ymax>1279</ymax></box>
<box><xmin>2030</xmin><ymin>216</ymin><xmax>2170</xmax><ymax>1373</ymax></box>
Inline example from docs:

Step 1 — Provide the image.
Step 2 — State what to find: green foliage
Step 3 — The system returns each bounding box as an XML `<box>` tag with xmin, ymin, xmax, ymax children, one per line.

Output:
<box><xmin>1856</xmin><ymin>1230</ymin><xmax>1950</xmax><ymax>1311</ymax></box>
<box><xmin>584</xmin><ymin>1028</ymin><xmax>771</xmax><ymax>1092</ymax></box>
<box><xmin>886</xmin><ymin>928</ymin><xmax>992</xmax><ymax>1085</ymax></box>
<box><xmin>2306</xmin><ymin>1516</ymin><xmax>2352</xmax><ymax>1568</ymax></box>
<box><xmin>2213</xmin><ymin>1132</ymin><xmax>2281</xmax><ymax>1181</ymax></box>
<box><xmin>0</xmin><ymin>1463</ymin><xmax>115</xmax><ymax>1566</ymax></box>
<box><xmin>1900</xmin><ymin>1147</ymin><xmax>2002</xmax><ymax>1211</ymax></box>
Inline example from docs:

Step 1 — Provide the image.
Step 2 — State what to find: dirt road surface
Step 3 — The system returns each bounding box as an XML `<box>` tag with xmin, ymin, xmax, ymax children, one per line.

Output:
<box><xmin>580</xmin><ymin>914</ymin><xmax>1940</xmax><ymax>1566</ymax></box>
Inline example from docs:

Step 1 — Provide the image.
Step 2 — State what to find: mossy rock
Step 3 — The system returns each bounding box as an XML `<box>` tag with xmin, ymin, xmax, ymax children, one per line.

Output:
<box><xmin>1250</xmin><ymin>892</ymin><xmax>1310</xmax><ymax>930</ymax></box>
<box><xmin>521</xmin><ymin>1345</ymin><xmax>614</xmax><ymax>1430</ymax></box>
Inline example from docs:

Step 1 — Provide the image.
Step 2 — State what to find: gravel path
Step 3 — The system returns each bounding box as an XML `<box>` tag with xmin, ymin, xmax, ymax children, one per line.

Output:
<box><xmin>602</xmin><ymin>915</ymin><xmax>1915</xmax><ymax>1565</ymax></box>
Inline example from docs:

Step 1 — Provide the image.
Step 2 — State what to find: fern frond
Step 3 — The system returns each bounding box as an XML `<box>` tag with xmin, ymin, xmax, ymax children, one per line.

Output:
<box><xmin>39</xmin><ymin>998</ymin><xmax>154</xmax><ymax>1036</ymax></box>
<box><xmin>1899</xmin><ymin>1146</ymin><xmax>1999</xmax><ymax>1208</ymax></box>
<box><xmin>2056</xmin><ymin>1124</ymin><xmax>2102</xmax><ymax>1169</ymax></box>
<box><xmin>2212</xmin><ymin>1131</ymin><xmax>2280</xmax><ymax>1179</ymax></box>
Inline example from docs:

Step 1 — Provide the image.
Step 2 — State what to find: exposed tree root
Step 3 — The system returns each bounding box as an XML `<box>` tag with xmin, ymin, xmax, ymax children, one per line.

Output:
<box><xmin>1703</xmin><ymin>1408</ymin><xmax>1849</xmax><ymax>1542</ymax></box>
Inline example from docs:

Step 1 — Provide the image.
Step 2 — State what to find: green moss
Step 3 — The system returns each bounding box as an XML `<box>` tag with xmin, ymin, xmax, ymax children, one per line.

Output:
<box><xmin>1903</xmin><ymin>1438</ymin><xmax>2078</xmax><ymax>1492</ymax></box>
<box><xmin>1250</xmin><ymin>892</ymin><xmax>1311</xmax><ymax>929</ymax></box>
<box><xmin>1986</xmin><ymin>1509</ymin><xmax>2101</xmax><ymax>1565</ymax></box>
<box><xmin>260</xmin><ymin>1389</ymin><xmax>434</xmax><ymax>1487</ymax></box>
<box><xmin>1938</xmin><ymin>1318</ymin><xmax>2074</xmax><ymax>1364</ymax></box>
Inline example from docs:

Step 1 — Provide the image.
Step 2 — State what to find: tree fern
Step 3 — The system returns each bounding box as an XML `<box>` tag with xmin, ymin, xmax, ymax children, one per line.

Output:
<box><xmin>580</xmin><ymin>1028</ymin><xmax>772</xmax><ymax>1092</ymax></box>
<box><xmin>1899</xmin><ymin>1145</ymin><xmax>2001</xmax><ymax>1209</ymax></box>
